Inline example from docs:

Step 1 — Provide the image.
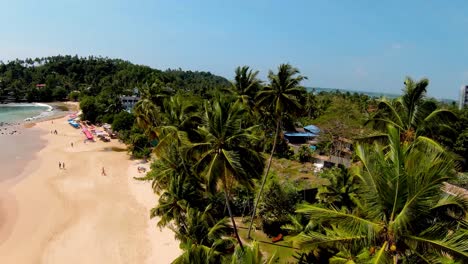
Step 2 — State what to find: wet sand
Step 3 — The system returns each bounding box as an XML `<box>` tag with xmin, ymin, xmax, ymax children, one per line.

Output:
<box><xmin>0</xmin><ymin>124</ymin><xmax>46</xmax><ymax>185</ymax></box>
<box><xmin>0</xmin><ymin>114</ymin><xmax>180</xmax><ymax>263</ymax></box>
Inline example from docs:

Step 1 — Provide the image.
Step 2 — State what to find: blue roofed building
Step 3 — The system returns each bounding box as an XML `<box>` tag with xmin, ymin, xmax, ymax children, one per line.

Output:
<box><xmin>304</xmin><ymin>125</ymin><xmax>320</xmax><ymax>134</ymax></box>
<box><xmin>284</xmin><ymin>125</ymin><xmax>320</xmax><ymax>144</ymax></box>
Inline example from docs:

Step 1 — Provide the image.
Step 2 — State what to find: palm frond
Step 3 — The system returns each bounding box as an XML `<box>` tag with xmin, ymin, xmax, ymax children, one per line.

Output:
<box><xmin>405</xmin><ymin>231</ymin><xmax>468</xmax><ymax>260</ymax></box>
<box><xmin>296</xmin><ymin>204</ymin><xmax>382</xmax><ymax>240</ymax></box>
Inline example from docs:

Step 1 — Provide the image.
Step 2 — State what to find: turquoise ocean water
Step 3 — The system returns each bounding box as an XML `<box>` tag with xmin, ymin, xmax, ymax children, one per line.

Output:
<box><xmin>0</xmin><ymin>104</ymin><xmax>52</xmax><ymax>124</ymax></box>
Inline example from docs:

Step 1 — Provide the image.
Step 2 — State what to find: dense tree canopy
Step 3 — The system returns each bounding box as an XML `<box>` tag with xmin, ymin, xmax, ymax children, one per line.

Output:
<box><xmin>8</xmin><ymin>55</ymin><xmax>466</xmax><ymax>262</ymax></box>
<box><xmin>0</xmin><ymin>55</ymin><xmax>230</xmax><ymax>103</ymax></box>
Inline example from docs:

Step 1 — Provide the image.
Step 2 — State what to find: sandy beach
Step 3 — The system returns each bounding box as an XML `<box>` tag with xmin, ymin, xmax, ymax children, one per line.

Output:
<box><xmin>0</xmin><ymin>114</ymin><xmax>180</xmax><ymax>263</ymax></box>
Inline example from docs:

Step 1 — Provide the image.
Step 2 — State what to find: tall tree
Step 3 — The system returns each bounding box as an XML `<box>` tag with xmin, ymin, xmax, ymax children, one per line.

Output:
<box><xmin>366</xmin><ymin>77</ymin><xmax>456</xmax><ymax>149</ymax></box>
<box><xmin>248</xmin><ymin>63</ymin><xmax>306</xmax><ymax>238</ymax></box>
<box><xmin>156</xmin><ymin>95</ymin><xmax>202</xmax><ymax>149</ymax></box>
<box><xmin>190</xmin><ymin>99</ymin><xmax>265</xmax><ymax>249</ymax></box>
<box><xmin>172</xmin><ymin>206</ymin><xmax>235</xmax><ymax>264</ymax></box>
<box><xmin>229</xmin><ymin>66</ymin><xmax>262</xmax><ymax>111</ymax></box>
<box><xmin>138</xmin><ymin>142</ymin><xmax>202</xmax><ymax>228</ymax></box>
<box><xmin>293</xmin><ymin>126</ymin><xmax>468</xmax><ymax>263</ymax></box>
<box><xmin>133</xmin><ymin>97</ymin><xmax>160</xmax><ymax>139</ymax></box>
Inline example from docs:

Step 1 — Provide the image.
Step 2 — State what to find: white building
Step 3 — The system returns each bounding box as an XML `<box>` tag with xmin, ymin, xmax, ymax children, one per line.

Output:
<box><xmin>120</xmin><ymin>96</ymin><xmax>140</xmax><ymax>111</ymax></box>
<box><xmin>460</xmin><ymin>85</ymin><xmax>468</xmax><ymax>110</ymax></box>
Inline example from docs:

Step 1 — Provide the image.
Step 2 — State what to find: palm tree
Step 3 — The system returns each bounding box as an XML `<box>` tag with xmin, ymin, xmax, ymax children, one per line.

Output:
<box><xmin>316</xmin><ymin>167</ymin><xmax>361</xmax><ymax>210</ymax></box>
<box><xmin>248</xmin><ymin>63</ymin><xmax>307</xmax><ymax>238</ymax></box>
<box><xmin>229</xmin><ymin>66</ymin><xmax>262</xmax><ymax>111</ymax></box>
<box><xmin>304</xmin><ymin>91</ymin><xmax>319</xmax><ymax>119</ymax></box>
<box><xmin>366</xmin><ymin>77</ymin><xmax>456</xmax><ymax>148</ymax></box>
<box><xmin>139</xmin><ymin>81</ymin><xmax>174</xmax><ymax>109</ymax></box>
<box><xmin>172</xmin><ymin>206</ymin><xmax>235</xmax><ymax>264</ymax></box>
<box><xmin>132</xmin><ymin>80</ymin><xmax>176</xmax><ymax>137</ymax></box>
<box><xmin>137</xmin><ymin>142</ymin><xmax>203</xmax><ymax>228</ymax></box>
<box><xmin>190</xmin><ymin>99</ymin><xmax>265</xmax><ymax>249</ymax></box>
<box><xmin>156</xmin><ymin>95</ymin><xmax>201</xmax><ymax>150</ymax></box>
<box><xmin>133</xmin><ymin>97</ymin><xmax>160</xmax><ymax>139</ymax></box>
<box><xmin>231</xmin><ymin>241</ymin><xmax>277</xmax><ymax>264</ymax></box>
<box><xmin>292</xmin><ymin>126</ymin><xmax>468</xmax><ymax>263</ymax></box>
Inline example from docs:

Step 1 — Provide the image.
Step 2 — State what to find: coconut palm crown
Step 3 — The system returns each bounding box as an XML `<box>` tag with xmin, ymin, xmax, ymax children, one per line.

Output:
<box><xmin>367</xmin><ymin>77</ymin><xmax>456</xmax><ymax>148</ymax></box>
<box><xmin>189</xmin><ymin>98</ymin><xmax>265</xmax><ymax>249</ymax></box>
<box><xmin>293</xmin><ymin>125</ymin><xmax>468</xmax><ymax>263</ymax></box>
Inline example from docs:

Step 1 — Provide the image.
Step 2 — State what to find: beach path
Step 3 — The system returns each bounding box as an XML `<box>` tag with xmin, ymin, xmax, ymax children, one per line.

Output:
<box><xmin>0</xmin><ymin>116</ymin><xmax>180</xmax><ymax>263</ymax></box>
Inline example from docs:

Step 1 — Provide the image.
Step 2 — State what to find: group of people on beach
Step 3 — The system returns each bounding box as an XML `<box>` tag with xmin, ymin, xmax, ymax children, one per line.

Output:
<box><xmin>51</xmin><ymin>119</ymin><xmax>110</xmax><ymax>177</ymax></box>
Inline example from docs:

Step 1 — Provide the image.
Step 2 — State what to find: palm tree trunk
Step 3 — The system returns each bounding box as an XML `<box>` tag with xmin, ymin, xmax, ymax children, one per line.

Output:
<box><xmin>247</xmin><ymin>118</ymin><xmax>281</xmax><ymax>239</ymax></box>
<box><xmin>223</xmin><ymin>179</ymin><xmax>244</xmax><ymax>250</ymax></box>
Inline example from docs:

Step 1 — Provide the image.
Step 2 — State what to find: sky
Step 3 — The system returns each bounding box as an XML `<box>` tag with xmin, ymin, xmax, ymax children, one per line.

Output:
<box><xmin>1</xmin><ymin>0</ymin><xmax>467</xmax><ymax>100</ymax></box>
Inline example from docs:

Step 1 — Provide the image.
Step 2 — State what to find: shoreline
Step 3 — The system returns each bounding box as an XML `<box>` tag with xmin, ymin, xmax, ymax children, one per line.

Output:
<box><xmin>0</xmin><ymin>102</ymin><xmax>75</xmax><ymax>184</ymax></box>
<box><xmin>0</xmin><ymin>111</ymin><xmax>180</xmax><ymax>263</ymax></box>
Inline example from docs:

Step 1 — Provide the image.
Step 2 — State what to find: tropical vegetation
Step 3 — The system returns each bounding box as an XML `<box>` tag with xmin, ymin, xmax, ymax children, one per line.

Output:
<box><xmin>2</xmin><ymin>55</ymin><xmax>468</xmax><ymax>263</ymax></box>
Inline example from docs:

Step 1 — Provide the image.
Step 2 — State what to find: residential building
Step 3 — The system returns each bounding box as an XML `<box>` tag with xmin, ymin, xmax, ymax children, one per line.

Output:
<box><xmin>120</xmin><ymin>95</ymin><xmax>140</xmax><ymax>111</ymax></box>
<box><xmin>284</xmin><ymin>124</ymin><xmax>320</xmax><ymax>144</ymax></box>
<box><xmin>460</xmin><ymin>85</ymin><xmax>468</xmax><ymax>110</ymax></box>
<box><xmin>120</xmin><ymin>87</ymin><xmax>141</xmax><ymax>111</ymax></box>
<box><xmin>459</xmin><ymin>85</ymin><xmax>468</xmax><ymax>109</ymax></box>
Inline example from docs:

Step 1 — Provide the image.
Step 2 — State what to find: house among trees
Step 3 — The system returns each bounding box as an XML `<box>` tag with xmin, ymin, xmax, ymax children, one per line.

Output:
<box><xmin>120</xmin><ymin>95</ymin><xmax>140</xmax><ymax>111</ymax></box>
<box><xmin>120</xmin><ymin>88</ymin><xmax>141</xmax><ymax>111</ymax></box>
<box><xmin>284</xmin><ymin>124</ymin><xmax>320</xmax><ymax>144</ymax></box>
<box><xmin>314</xmin><ymin>136</ymin><xmax>353</xmax><ymax>168</ymax></box>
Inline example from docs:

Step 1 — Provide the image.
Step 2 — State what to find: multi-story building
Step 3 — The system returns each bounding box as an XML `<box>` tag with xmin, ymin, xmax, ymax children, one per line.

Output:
<box><xmin>120</xmin><ymin>88</ymin><xmax>140</xmax><ymax>111</ymax></box>
<box><xmin>460</xmin><ymin>85</ymin><xmax>468</xmax><ymax>110</ymax></box>
<box><xmin>120</xmin><ymin>95</ymin><xmax>140</xmax><ymax>111</ymax></box>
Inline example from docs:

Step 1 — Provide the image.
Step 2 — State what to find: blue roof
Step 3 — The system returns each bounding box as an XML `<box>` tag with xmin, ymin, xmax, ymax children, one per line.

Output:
<box><xmin>304</xmin><ymin>125</ymin><xmax>320</xmax><ymax>134</ymax></box>
<box><xmin>284</xmin><ymin>132</ymin><xmax>316</xmax><ymax>137</ymax></box>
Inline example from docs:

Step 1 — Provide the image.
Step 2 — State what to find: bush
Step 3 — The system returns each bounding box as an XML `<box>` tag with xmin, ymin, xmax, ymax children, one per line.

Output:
<box><xmin>297</xmin><ymin>145</ymin><xmax>313</xmax><ymax>163</ymax></box>
<box><xmin>265</xmin><ymin>137</ymin><xmax>294</xmax><ymax>159</ymax></box>
<box><xmin>68</xmin><ymin>90</ymin><xmax>81</xmax><ymax>101</ymax></box>
<box><xmin>258</xmin><ymin>174</ymin><xmax>301</xmax><ymax>236</ymax></box>
<box><xmin>52</xmin><ymin>86</ymin><xmax>68</xmax><ymax>101</ymax></box>
<box><xmin>133</xmin><ymin>146</ymin><xmax>151</xmax><ymax>159</ymax></box>
<box><xmin>231</xmin><ymin>185</ymin><xmax>255</xmax><ymax>216</ymax></box>
<box><xmin>80</xmin><ymin>96</ymin><xmax>99</xmax><ymax>123</ymax></box>
<box><xmin>129</xmin><ymin>133</ymin><xmax>151</xmax><ymax>159</ymax></box>
<box><xmin>112</xmin><ymin>111</ymin><xmax>135</xmax><ymax>132</ymax></box>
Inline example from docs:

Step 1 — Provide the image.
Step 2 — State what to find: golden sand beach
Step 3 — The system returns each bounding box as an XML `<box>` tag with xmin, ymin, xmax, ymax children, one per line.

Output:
<box><xmin>0</xmin><ymin>113</ymin><xmax>180</xmax><ymax>263</ymax></box>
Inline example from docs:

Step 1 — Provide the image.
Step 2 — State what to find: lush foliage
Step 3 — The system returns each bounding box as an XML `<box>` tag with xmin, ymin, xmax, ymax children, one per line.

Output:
<box><xmin>11</xmin><ymin>54</ymin><xmax>465</xmax><ymax>262</ymax></box>
<box><xmin>293</xmin><ymin>126</ymin><xmax>468</xmax><ymax>263</ymax></box>
<box><xmin>0</xmin><ymin>55</ymin><xmax>230</xmax><ymax>103</ymax></box>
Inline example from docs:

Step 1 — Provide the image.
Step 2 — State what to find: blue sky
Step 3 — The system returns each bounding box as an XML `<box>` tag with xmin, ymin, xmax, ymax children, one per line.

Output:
<box><xmin>1</xmin><ymin>0</ymin><xmax>467</xmax><ymax>99</ymax></box>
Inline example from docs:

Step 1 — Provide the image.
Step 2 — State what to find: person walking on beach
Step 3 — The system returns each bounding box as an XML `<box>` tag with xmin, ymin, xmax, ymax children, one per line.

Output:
<box><xmin>101</xmin><ymin>167</ymin><xmax>106</xmax><ymax>176</ymax></box>
<box><xmin>59</xmin><ymin>162</ymin><xmax>62</xmax><ymax>169</ymax></box>
<box><xmin>62</xmin><ymin>162</ymin><xmax>66</xmax><ymax>170</ymax></box>
<box><xmin>71</xmin><ymin>142</ymin><xmax>74</xmax><ymax>147</ymax></box>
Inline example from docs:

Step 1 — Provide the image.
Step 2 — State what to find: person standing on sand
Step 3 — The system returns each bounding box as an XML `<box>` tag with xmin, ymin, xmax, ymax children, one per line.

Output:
<box><xmin>59</xmin><ymin>162</ymin><xmax>62</xmax><ymax>169</ymax></box>
<box><xmin>101</xmin><ymin>167</ymin><xmax>106</xmax><ymax>176</ymax></box>
<box><xmin>62</xmin><ymin>162</ymin><xmax>65</xmax><ymax>170</ymax></box>
<box><xmin>71</xmin><ymin>142</ymin><xmax>74</xmax><ymax>147</ymax></box>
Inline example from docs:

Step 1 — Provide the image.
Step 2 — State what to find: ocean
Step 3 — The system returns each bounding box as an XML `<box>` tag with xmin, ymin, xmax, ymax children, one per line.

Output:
<box><xmin>307</xmin><ymin>87</ymin><xmax>400</xmax><ymax>99</ymax></box>
<box><xmin>307</xmin><ymin>87</ymin><xmax>457</xmax><ymax>103</ymax></box>
<box><xmin>0</xmin><ymin>103</ymin><xmax>57</xmax><ymax>184</ymax></box>
<box><xmin>0</xmin><ymin>103</ymin><xmax>53</xmax><ymax>124</ymax></box>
